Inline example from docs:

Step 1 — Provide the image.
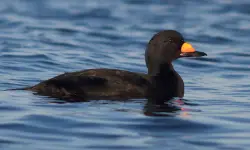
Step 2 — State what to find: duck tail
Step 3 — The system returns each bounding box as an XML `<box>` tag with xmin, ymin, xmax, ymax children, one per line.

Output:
<box><xmin>2</xmin><ymin>86</ymin><xmax>33</xmax><ymax>91</ymax></box>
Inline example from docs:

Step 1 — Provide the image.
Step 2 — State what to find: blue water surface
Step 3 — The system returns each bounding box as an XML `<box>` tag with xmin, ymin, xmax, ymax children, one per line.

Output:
<box><xmin>1</xmin><ymin>0</ymin><xmax>250</xmax><ymax>149</ymax></box>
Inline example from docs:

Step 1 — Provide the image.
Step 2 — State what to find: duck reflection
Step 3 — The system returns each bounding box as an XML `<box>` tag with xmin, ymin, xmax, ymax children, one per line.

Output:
<box><xmin>46</xmin><ymin>94</ymin><xmax>191</xmax><ymax>117</ymax></box>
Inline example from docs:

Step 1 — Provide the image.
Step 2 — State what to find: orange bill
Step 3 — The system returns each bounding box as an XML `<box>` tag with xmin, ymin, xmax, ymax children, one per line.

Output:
<box><xmin>180</xmin><ymin>42</ymin><xmax>207</xmax><ymax>57</ymax></box>
<box><xmin>181</xmin><ymin>42</ymin><xmax>195</xmax><ymax>53</ymax></box>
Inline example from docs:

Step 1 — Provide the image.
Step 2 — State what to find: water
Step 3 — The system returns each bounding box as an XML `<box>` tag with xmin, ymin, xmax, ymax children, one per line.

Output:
<box><xmin>0</xmin><ymin>0</ymin><xmax>250</xmax><ymax>149</ymax></box>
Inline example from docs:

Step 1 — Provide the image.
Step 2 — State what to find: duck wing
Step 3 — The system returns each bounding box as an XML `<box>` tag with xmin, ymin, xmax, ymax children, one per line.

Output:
<box><xmin>46</xmin><ymin>72</ymin><xmax>108</xmax><ymax>88</ymax></box>
<box><xmin>31</xmin><ymin>71</ymin><xmax>108</xmax><ymax>101</ymax></box>
<box><xmin>28</xmin><ymin>69</ymin><xmax>150</xmax><ymax>101</ymax></box>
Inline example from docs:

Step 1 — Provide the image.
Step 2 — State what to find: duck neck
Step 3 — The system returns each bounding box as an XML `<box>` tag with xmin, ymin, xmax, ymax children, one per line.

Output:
<box><xmin>148</xmin><ymin>63</ymin><xmax>175</xmax><ymax>78</ymax></box>
<box><xmin>147</xmin><ymin>62</ymin><xmax>179</xmax><ymax>101</ymax></box>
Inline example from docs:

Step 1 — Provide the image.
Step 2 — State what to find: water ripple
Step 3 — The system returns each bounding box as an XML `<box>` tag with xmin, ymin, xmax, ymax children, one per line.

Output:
<box><xmin>0</xmin><ymin>0</ymin><xmax>250</xmax><ymax>150</ymax></box>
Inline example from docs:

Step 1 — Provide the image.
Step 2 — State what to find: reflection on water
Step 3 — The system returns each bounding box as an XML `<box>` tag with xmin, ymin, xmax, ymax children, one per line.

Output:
<box><xmin>144</xmin><ymin>98</ymin><xmax>182</xmax><ymax>117</ymax></box>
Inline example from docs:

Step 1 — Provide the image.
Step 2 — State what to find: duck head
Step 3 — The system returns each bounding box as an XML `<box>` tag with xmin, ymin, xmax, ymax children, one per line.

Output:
<box><xmin>145</xmin><ymin>30</ymin><xmax>207</xmax><ymax>76</ymax></box>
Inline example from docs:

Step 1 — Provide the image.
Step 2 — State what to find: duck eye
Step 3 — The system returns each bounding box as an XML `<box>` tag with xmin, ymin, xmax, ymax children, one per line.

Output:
<box><xmin>168</xmin><ymin>38</ymin><xmax>173</xmax><ymax>43</ymax></box>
